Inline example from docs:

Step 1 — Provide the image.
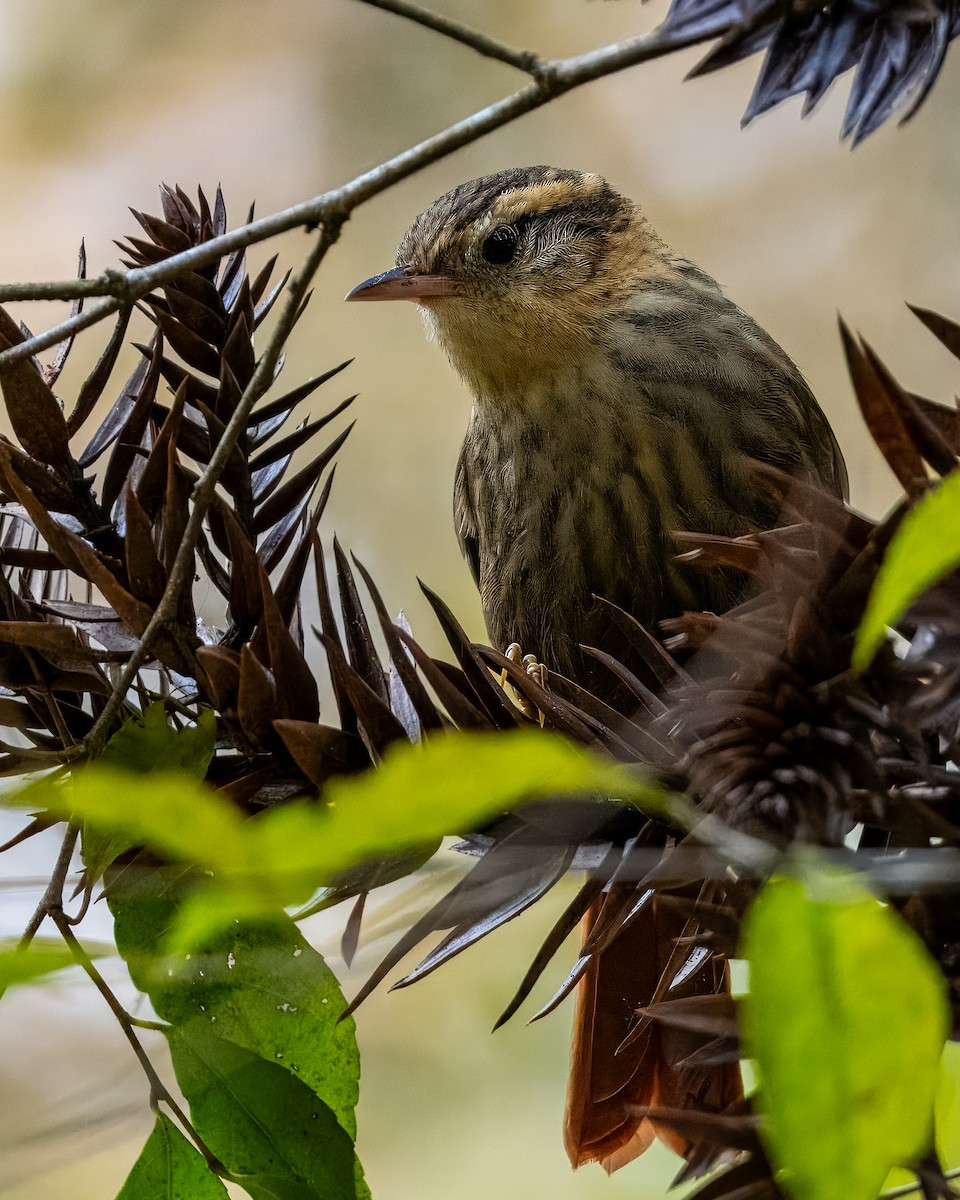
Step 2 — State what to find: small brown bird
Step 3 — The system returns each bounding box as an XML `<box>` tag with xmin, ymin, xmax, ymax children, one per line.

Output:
<box><xmin>348</xmin><ymin>166</ymin><xmax>846</xmax><ymax>694</ymax></box>
<box><xmin>348</xmin><ymin>166</ymin><xmax>846</xmax><ymax>1169</ymax></box>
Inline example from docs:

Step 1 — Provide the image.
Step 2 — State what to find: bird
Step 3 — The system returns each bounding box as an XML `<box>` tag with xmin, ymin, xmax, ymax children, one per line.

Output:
<box><xmin>347</xmin><ymin>165</ymin><xmax>847</xmax><ymax>1170</ymax></box>
<box><xmin>347</xmin><ymin>165</ymin><xmax>846</xmax><ymax>698</ymax></box>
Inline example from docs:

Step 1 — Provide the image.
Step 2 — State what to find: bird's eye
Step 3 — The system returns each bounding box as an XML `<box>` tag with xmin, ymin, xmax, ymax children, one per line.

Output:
<box><xmin>480</xmin><ymin>224</ymin><xmax>519</xmax><ymax>265</ymax></box>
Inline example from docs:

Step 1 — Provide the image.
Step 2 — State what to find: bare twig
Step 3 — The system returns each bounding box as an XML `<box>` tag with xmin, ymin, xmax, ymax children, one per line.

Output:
<box><xmin>19</xmin><ymin>822</ymin><xmax>77</xmax><ymax>947</ymax></box>
<box><xmin>52</xmin><ymin>911</ymin><xmax>225</xmax><ymax>1176</ymax></box>
<box><xmin>0</xmin><ymin>740</ymin><xmax>67</xmax><ymax>761</ymax></box>
<box><xmin>354</xmin><ymin>0</ymin><xmax>542</xmax><ymax>72</ymax></box>
<box><xmin>0</xmin><ymin>22</ymin><xmax>703</xmax><ymax>366</ymax></box>
<box><xmin>74</xmin><ymin>218</ymin><xmax>346</xmax><ymax>759</ymax></box>
<box><xmin>0</xmin><ymin>298</ymin><xmax>125</xmax><ymax>363</ymax></box>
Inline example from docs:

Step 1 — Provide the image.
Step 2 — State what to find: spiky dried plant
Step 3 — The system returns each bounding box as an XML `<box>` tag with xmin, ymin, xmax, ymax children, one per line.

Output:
<box><xmin>0</xmin><ymin>186</ymin><xmax>354</xmax><ymax>797</ymax></box>
<box><xmin>649</xmin><ymin>0</ymin><xmax>959</xmax><ymax>143</ymax></box>
<box><xmin>1</xmin><ymin>188</ymin><xmax>958</xmax><ymax>1200</ymax></box>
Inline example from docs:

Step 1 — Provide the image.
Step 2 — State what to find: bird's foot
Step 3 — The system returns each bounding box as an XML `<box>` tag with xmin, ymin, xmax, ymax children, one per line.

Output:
<box><xmin>501</xmin><ymin>642</ymin><xmax>548</xmax><ymax>726</ymax></box>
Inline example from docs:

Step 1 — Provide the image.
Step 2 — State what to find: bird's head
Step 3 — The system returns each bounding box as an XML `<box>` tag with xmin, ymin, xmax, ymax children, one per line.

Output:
<box><xmin>347</xmin><ymin>166</ymin><xmax>670</xmax><ymax>400</ymax></box>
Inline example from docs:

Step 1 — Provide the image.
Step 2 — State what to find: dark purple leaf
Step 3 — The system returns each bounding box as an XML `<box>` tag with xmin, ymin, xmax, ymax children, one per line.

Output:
<box><xmin>251</xmin><ymin>424</ymin><xmax>354</xmax><ymax>534</ymax></box>
<box><xmin>0</xmin><ymin>306</ymin><xmax>72</xmax><ymax>471</ymax></box>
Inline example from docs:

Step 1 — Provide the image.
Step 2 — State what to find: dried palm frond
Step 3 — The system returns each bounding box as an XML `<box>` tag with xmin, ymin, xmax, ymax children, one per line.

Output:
<box><xmin>650</xmin><ymin>0</ymin><xmax>959</xmax><ymax>144</ymax></box>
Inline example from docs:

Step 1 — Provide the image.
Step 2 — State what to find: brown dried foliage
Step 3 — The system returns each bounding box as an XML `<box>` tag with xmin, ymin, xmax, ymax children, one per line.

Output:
<box><xmin>0</xmin><ymin>186</ymin><xmax>353</xmax><ymax>790</ymax></box>
<box><xmin>0</xmin><ymin>189</ymin><xmax>958</xmax><ymax>1199</ymax></box>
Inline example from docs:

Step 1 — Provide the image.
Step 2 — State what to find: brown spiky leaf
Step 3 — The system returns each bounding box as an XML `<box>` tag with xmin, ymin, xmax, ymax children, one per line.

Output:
<box><xmin>272</xmin><ymin>719</ymin><xmax>369</xmax><ymax>787</ymax></box>
<box><xmin>0</xmin><ymin>307</ymin><xmax>72</xmax><ymax>471</ymax></box>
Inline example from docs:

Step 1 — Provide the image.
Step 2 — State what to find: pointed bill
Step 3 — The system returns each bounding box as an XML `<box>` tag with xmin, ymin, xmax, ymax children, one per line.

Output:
<box><xmin>345</xmin><ymin>265</ymin><xmax>461</xmax><ymax>302</ymax></box>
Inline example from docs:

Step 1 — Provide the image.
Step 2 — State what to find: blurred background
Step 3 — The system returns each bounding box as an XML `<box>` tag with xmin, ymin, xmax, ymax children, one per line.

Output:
<box><xmin>0</xmin><ymin>0</ymin><xmax>959</xmax><ymax>1197</ymax></box>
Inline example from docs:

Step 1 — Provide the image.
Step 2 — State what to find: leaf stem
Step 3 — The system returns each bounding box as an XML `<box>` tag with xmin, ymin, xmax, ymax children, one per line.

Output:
<box><xmin>881</xmin><ymin>1165</ymin><xmax>960</xmax><ymax>1198</ymax></box>
<box><xmin>51</xmin><ymin>911</ymin><xmax>225</xmax><ymax>1176</ymax></box>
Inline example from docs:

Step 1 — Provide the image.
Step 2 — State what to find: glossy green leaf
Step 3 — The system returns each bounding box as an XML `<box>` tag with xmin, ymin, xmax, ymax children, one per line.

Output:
<box><xmin>167</xmin><ymin>1025</ymin><xmax>356</xmax><ymax>1200</ymax></box>
<box><xmin>103</xmin><ymin>703</ymin><xmax>216</xmax><ymax>778</ymax></box>
<box><xmin>116</xmin><ymin>1113</ymin><xmax>228</xmax><ymax>1200</ymax></box>
<box><xmin>109</xmin><ymin>865</ymin><xmax>360</xmax><ymax>1140</ymax></box>
<box><xmin>854</xmin><ymin>471</ymin><xmax>960</xmax><ymax>670</ymax></box>
<box><xmin>741</xmin><ymin>863</ymin><xmax>949</xmax><ymax>1200</ymax></box>
<box><xmin>163</xmin><ymin>886</ymin><xmax>287</xmax><ymax>953</ymax></box>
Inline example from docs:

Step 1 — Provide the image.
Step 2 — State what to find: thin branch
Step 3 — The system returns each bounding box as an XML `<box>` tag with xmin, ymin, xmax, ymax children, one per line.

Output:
<box><xmin>0</xmin><ymin>298</ymin><xmax>125</xmax><ymax>364</ymax></box>
<box><xmin>354</xmin><ymin>0</ymin><xmax>542</xmax><ymax>72</ymax></box>
<box><xmin>74</xmin><ymin>219</ymin><xmax>345</xmax><ymax>759</ymax></box>
<box><xmin>0</xmin><ymin>739</ymin><xmax>66</xmax><ymax>761</ymax></box>
<box><xmin>19</xmin><ymin>822</ymin><xmax>77</xmax><ymax>947</ymax></box>
<box><xmin>0</xmin><ymin>22</ymin><xmax>703</xmax><ymax>365</ymax></box>
<box><xmin>52</xmin><ymin>911</ymin><xmax>225</xmax><ymax>1176</ymax></box>
<box><xmin>0</xmin><ymin>276</ymin><xmax>124</xmax><ymax>302</ymax></box>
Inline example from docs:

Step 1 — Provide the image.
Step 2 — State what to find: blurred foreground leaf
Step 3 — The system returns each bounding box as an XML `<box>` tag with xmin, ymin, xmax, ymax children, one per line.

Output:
<box><xmin>17</xmin><ymin>730</ymin><xmax>665</xmax><ymax>932</ymax></box>
<box><xmin>854</xmin><ymin>472</ymin><xmax>960</xmax><ymax>670</ymax></box>
<box><xmin>248</xmin><ymin>728</ymin><xmax>663</xmax><ymax>883</ymax></box>
<box><xmin>18</xmin><ymin>766</ymin><xmax>247</xmax><ymax>872</ymax></box>
<box><xmin>741</xmin><ymin>863</ymin><xmax>949</xmax><ymax>1200</ymax></box>
<box><xmin>0</xmin><ymin>936</ymin><xmax>109</xmax><ymax>997</ymax></box>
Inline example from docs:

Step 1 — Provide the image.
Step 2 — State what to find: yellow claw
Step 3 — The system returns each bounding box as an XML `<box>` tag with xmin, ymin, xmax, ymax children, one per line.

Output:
<box><xmin>496</xmin><ymin>643</ymin><xmax>548</xmax><ymax>723</ymax></box>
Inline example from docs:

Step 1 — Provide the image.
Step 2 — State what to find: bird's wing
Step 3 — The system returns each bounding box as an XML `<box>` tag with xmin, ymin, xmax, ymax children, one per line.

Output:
<box><xmin>453</xmin><ymin>448</ymin><xmax>481</xmax><ymax>588</ymax></box>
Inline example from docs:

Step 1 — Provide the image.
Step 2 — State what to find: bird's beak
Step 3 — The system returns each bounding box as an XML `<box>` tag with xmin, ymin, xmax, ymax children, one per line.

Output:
<box><xmin>345</xmin><ymin>265</ymin><xmax>461</xmax><ymax>303</ymax></box>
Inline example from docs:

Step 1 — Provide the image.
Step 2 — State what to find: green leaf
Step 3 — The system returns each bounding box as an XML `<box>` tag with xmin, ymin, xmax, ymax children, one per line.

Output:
<box><xmin>167</xmin><ymin>1025</ymin><xmax>357</xmax><ymax>1200</ymax></box>
<box><xmin>0</xmin><ymin>938</ymin><xmax>76</xmax><ymax>995</ymax></box>
<box><xmin>109</xmin><ymin>866</ymin><xmax>360</xmax><ymax>1140</ymax></box>
<box><xmin>0</xmin><ymin>936</ymin><xmax>114</xmax><ymax>1000</ymax></box>
<box><xmin>116</xmin><ymin>1113</ymin><xmax>228</xmax><ymax>1199</ymax></box>
<box><xmin>79</xmin><ymin>707</ymin><xmax>217</xmax><ymax>880</ymax></box>
<box><xmin>25</xmin><ymin>766</ymin><xmax>248</xmax><ymax>872</ymax></box>
<box><xmin>246</xmin><ymin>728</ymin><xmax>665</xmax><ymax>890</ymax></box>
<box><xmin>854</xmin><ymin>472</ymin><xmax>960</xmax><ymax>670</ymax></box>
<box><xmin>103</xmin><ymin>703</ymin><xmax>216</xmax><ymax>778</ymax></box>
<box><xmin>26</xmin><ymin>731</ymin><xmax>666</xmax><ymax>926</ymax></box>
<box><xmin>81</xmin><ymin>824</ymin><xmax>142</xmax><ymax>884</ymax></box>
<box><xmin>164</xmin><ymin>886</ymin><xmax>289</xmax><ymax>953</ymax></box>
<box><xmin>935</xmin><ymin>1042</ymin><xmax>960</xmax><ymax>1168</ymax></box>
<box><xmin>741</xmin><ymin>861</ymin><xmax>950</xmax><ymax>1200</ymax></box>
